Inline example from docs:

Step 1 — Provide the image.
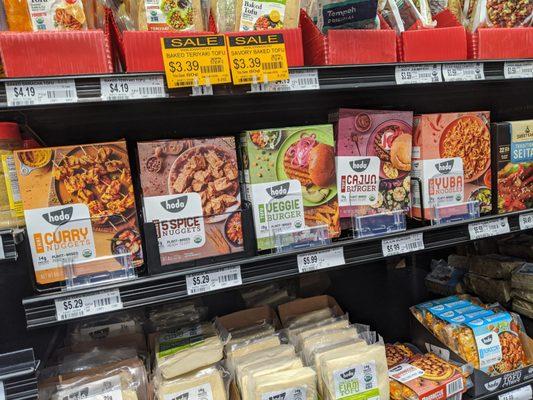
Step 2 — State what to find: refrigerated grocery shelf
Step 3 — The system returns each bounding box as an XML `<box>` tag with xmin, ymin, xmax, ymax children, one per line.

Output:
<box><xmin>0</xmin><ymin>229</ymin><xmax>23</xmax><ymax>262</ymax></box>
<box><xmin>0</xmin><ymin>349</ymin><xmax>39</xmax><ymax>400</ymax></box>
<box><xmin>22</xmin><ymin>209</ymin><xmax>533</xmax><ymax>329</ymax></box>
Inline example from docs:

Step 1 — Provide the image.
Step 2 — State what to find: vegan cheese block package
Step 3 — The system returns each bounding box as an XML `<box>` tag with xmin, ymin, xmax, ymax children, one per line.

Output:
<box><xmin>411</xmin><ymin>112</ymin><xmax>492</xmax><ymax>220</ymax></box>
<box><xmin>248</xmin><ymin>367</ymin><xmax>317</xmax><ymax>400</ymax></box>
<box><xmin>14</xmin><ymin>141</ymin><xmax>143</xmax><ymax>286</ymax></box>
<box><xmin>241</xmin><ymin>125</ymin><xmax>340</xmax><ymax>251</ymax></box>
<box><xmin>138</xmin><ymin>138</ymin><xmax>243</xmax><ymax>266</ymax></box>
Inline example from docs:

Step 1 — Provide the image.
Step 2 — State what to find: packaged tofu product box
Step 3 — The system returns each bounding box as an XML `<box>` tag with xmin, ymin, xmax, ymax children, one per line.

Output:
<box><xmin>241</xmin><ymin>125</ymin><xmax>340</xmax><ymax>251</ymax></box>
<box><xmin>331</xmin><ymin>109</ymin><xmax>414</xmax><ymax>225</ymax></box>
<box><xmin>14</xmin><ymin>141</ymin><xmax>143</xmax><ymax>287</ymax></box>
<box><xmin>411</xmin><ymin>112</ymin><xmax>492</xmax><ymax>220</ymax></box>
<box><xmin>137</xmin><ymin>138</ymin><xmax>243</xmax><ymax>266</ymax></box>
<box><xmin>491</xmin><ymin>120</ymin><xmax>533</xmax><ymax>213</ymax></box>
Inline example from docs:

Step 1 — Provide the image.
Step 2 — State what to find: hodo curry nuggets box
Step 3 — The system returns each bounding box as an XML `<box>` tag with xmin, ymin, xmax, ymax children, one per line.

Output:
<box><xmin>14</xmin><ymin>141</ymin><xmax>143</xmax><ymax>287</ymax></box>
<box><xmin>240</xmin><ymin>125</ymin><xmax>340</xmax><ymax>251</ymax></box>
<box><xmin>137</xmin><ymin>138</ymin><xmax>244</xmax><ymax>269</ymax></box>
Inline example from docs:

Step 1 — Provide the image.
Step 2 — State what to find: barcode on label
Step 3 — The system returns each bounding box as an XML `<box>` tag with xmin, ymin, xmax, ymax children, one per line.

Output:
<box><xmin>55</xmin><ymin>288</ymin><xmax>123</xmax><ymax>321</ymax></box>
<box><xmin>382</xmin><ymin>233</ymin><xmax>424</xmax><ymax>257</ymax></box>
<box><xmin>200</xmin><ymin>65</ymin><xmax>223</xmax><ymax>74</ymax></box>
<box><xmin>446</xmin><ymin>377</ymin><xmax>464</xmax><ymax>396</ymax></box>
<box><xmin>139</xmin><ymin>86</ymin><xmax>164</xmax><ymax>95</ymax></box>
<box><xmin>219</xmin><ymin>273</ymin><xmax>239</xmax><ymax>283</ymax></box>
<box><xmin>5</xmin><ymin>156</ymin><xmax>20</xmax><ymax>200</ymax></box>
<box><xmin>47</xmin><ymin>90</ymin><xmax>74</xmax><ymax>99</ymax></box>
<box><xmin>294</xmin><ymin>77</ymin><xmax>317</xmax><ymax>86</ymax></box>
<box><xmin>186</xmin><ymin>265</ymin><xmax>242</xmax><ymax>295</ymax></box>
<box><xmin>263</xmin><ymin>61</ymin><xmax>284</xmax><ymax>70</ymax></box>
<box><xmin>93</xmin><ymin>295</ymin><xmax>120</xmax><ymax>308</ymax></box>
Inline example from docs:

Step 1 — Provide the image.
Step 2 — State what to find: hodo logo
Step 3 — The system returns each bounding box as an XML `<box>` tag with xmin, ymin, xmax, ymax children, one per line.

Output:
<box><xmin>268</xmin><ymin>392</ymin><xmax>287</xmax><ymax>400</ymax></box>
<box><xmin>172</xmin><ymin>393</ymin><xmax>189</xmax><ymax>400</ymax></box>
<box><xmin>340</xmin><ymin>368</ymin><xmax>356</xmax><ymax>380</ymax></box>
<box><xmin>435</xmin><ymin>159</ymin><xmax>455</xmax><ymax>174</ymax></box>
<box><xmin>61</xmin><ymin>387</ymin><xmax>89</xmax><ymax>400</ymax></box>
<box><xmin>349</xmin><ymin>158</ymin><xmax>371</xmax><ymax>173</ymax></box>
<box><xmin>161</xmin><ymin>196</ymin><xmax>188</xmax><ymax>213</ymax></box>
<box><xmin>42</xmin><ymin>206</ymin><xmax>73</xmax><ymax>226</ymax></box>
<box><xmin>266</xmin><ymin>182</ymin><xmax>290</xmax><ymax>199</ymax></box>
<box><xmin>481</xmin><ymin>334</ymin><xmax>493</xmax><ymax>345</ymax></box>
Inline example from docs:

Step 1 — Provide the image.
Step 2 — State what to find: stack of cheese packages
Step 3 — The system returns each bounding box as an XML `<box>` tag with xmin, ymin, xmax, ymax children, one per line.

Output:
<box><xmin>150</xmin><ymin>302</ymin><xmax>231</xmax><ymax>400</ymax></box>
<box><xmin>218</xmin><ymin>304</ymin><xmax>318</xmax><ymax>400</ymax></box>
<box><xmin>279</xmin><ymin>295</ymin><xmax>390</xmax><ymax>400</ymax></box>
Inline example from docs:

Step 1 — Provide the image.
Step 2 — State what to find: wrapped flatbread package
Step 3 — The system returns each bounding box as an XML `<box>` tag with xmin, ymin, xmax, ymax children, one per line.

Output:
<box><xmin>154</xmin><ymin>363</ymin><xmax>230</xmax><ymax>400</ymax></box>
<box><xmin>469</xmin><ymin>254</ymin><xmax>523</xmax><ymax>279</ymax></box>
<box><xmin>320</xmin><ymin>341</ymin><xmax>390</xmax><ymax>400</ymax></box>
<box><xmin>513</xmin><ymin>298</ymin><xmax>533</xmax><ymax>319</ymax></box>
<box><xmin>155</xmin><ymin>323</ymin><xmax>225</xmax><ymax>380</ymax></box>
<box><xmin>248</xmin><ymin>367</ymin><xmax>318</xmax><ymax>400</ymax></box>
<box><xmin>300</xmin><ymin>327</ymin><xmax>364</xmax><ymax>365</ymax></box>
<box><xmin>512</xmin><ymin>263</ymin><xmax>533</xmax><ymax>291</ymax></box>
<box><xmin>512</xmin><ymin>288</ymin><xmax>533</xmax><ymax>303</ymax></box>
<box><xmin>465</xmin><ymin>273</ymin><xmax>512</xmax><ymax>304</ymax></box>
<box><xmin>234</xmin><ymin>344</ymin><xmax>297</xmax><ymax>384</ymax></box>
<box><xmin>226</xmin><ymin>335</ymin><xmax>282</xmax><ymax>372</ymax></box>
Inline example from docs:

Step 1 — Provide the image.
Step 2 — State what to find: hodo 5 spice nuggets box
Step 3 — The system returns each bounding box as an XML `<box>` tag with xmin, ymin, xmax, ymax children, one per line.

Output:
<box><xmin>240</xmin><ymin>125</ymin><xmax>340</xmax><ymax>251</ymax></box>
<box><xmin>137</xmin><ymin>138</ymin><xmax>243</xmax><ymax>266</ymax></box>
<box><xmin>14</xmin><ymin>141</ymin><xmax>143</xmax><ymax>286</ymax></box>
<box><xmin>411</xmin><ymin>112</ymin><xmax>492</xmax><ymax>220</ymax></box>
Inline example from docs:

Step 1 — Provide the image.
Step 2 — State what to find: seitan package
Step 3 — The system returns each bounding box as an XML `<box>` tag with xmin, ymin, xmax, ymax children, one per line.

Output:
<box><xmin>469</xmin><ymin>0</ymin><xmax>533</xmax><ymax>31</ymax></box>
<box><xmin>465</xmin><ymin>272</ymin><xmax>512</xmax><ymax>304</ymax></box>
<box><xmin>513</xmin><ymin>298</ymin><xmax>533</xmax><ymax>319</ymax></box>
<box><xmin>512</xmin><ymin>288</ymin><xmax>533</xmax><ymax>303</ymax></box>
<box><xmin>320</xmin><ymin>341</ymin><xmax>390</xmax><ymax>400</ymax></box>
<box><xmin>235</xmin><ymin>0</ymin><xmax>300</xmax><ymax>31</ymax></box>
<box><xmin>512</xmin><ymin>263</ymin><xmax>533</xmax><ymax>291</ymax></box>
<box><xmin>138</xmin><ymin>0</ymin><xmax>205</xmax><ymax>30</ymax></box>
<box><xmin>154</xmin><ymin>363</ymin><xmax>230</xmax><ymax>400</ymax></box>
<box><xmin>155</xmin><ymin>323</ymin><xmax>225</xmax><ymax>380</ymax></box>
<box><xmin>469</xmin><ymin>254</ymin><xmax>523</xmax><ymax>279</ymax></box>
<box><xmin>226</xmin><ymin>335</ymin><xmax>282</xmax><ymax>372</ymax></box>
<box><xmin>248</xmin><ymin>367</ymin><xmax>318</xmax><ymax>400</ymax></box>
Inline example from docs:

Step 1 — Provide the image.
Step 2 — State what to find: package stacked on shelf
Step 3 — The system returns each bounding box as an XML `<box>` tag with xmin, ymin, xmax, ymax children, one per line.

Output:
<box><xmin>424</xmin><ymin>255</ymin><xmax>469</xmax><ymax>296</ymax></box>
<box><xmin>511</xmin><ymin>263</ymin><xmax>533</xmax><ymax>319</ymax></box>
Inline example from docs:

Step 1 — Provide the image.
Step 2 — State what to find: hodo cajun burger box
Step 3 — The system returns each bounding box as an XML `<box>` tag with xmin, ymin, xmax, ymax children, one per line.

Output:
<box><xmin>138</xmin><ymin>137</ymin><xmax>246</xmax><ymax>271</ymax></box>
<box><xmin>14</xmin><ymin>141</ymin><xmax>143</xmax><ymax>289</ymax></box>
<box><xmin>410</xmin><ymin>296</ymin><xmax>533</xmax><ymax>397</ymax></box>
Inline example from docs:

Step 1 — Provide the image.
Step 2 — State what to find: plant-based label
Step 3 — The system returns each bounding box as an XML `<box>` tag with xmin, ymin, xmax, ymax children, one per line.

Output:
<box><xmin>157</xmin><ymin>332</ymin><xmax>205</xmax><ymax>358</ymax></box>
<box><xmin>251</xmin><ymin>180</ymin><xmax>305</xmax><ymax>239</ymax></box>
<box><xmin>333</xmin><ymin>361</ymin><xmax>380</xmax><ymax>400</ymax></box>
<box><xmin>261</xmin><ymin>387</ymin><xmax>307</xmax><ymax>400</ymax></box>
<box><xmin>163</xmin><ymin>383</ymin><xmax>213</xmax><ymax>400</ymax></box>
<box><xmin>337</xmin><ymin>156</ymin><xmax>380</xmax><ymax>206</ymax></box>
<box><xmin>144</xmin><ymin>193</ymin><xmax>205</xmax><ymax>254</ymax></box>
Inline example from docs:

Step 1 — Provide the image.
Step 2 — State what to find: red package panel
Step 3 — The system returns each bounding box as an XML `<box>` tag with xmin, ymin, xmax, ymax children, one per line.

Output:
<box><xmin>401</xmin><ymin>26</ymin><xmax>467</xmax><ymax>62</ymax></box>
<box><xmin>225</xmin><ymin>28</ymin><xmax>304</xmax><ymax>67</ymax></box>
<box><xmin>470</xmin><ymin>28</ymin><xmax>533</xmax><ymax>59</ymax></box>
<box><xmin>0</xmin><ymin>30</ymin><xmax>113</xmax><ymax>77</ymax></box>
<box><xmin>328</xmin><ymin>29</ymin><xmax>397</xmax><ymax>65</ymax></box>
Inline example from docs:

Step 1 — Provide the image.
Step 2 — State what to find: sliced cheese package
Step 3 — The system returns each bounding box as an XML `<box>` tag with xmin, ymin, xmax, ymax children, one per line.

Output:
<box><xmin>248</xmin><ymin>367</ymin><xmax>318</xmax><ymax>400</ymax></box>
<box><xmin>226</xmin><ymin>334</ymin><xmax>282</xmax><ymax>372</ymax></box>
<box><xmin>320</xmin><ymin>340</ymin><xmax>390</xmax><ymax>400</ymax></box>
<box><xmin>154</xmin><ymin>363</ymin><xmax>231</xmax><ymax>400</ymax></box>
<box><xmin>155</xmin><ymin>322</ymin><xmax>225</xmax><ymax>380</ymax></box>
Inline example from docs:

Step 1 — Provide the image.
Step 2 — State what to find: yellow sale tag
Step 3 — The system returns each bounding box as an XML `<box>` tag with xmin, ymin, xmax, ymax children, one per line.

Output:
<box><xmin>161</xmin><ymin>35</ymin><xmax>232</xmax><ymax>88</ymax></box>
<box><xmin>227</xmin><ymin>33</ymin><xmax>289</xmax><ymax>85</ymax></box>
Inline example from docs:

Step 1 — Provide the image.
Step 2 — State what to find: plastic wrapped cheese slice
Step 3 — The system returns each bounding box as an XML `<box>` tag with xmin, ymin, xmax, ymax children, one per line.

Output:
<box><xmin>320</xmin><ymin>343</ymin><xmax>390</xmax><ymax>400</ymax></box>
<box><xmin>235</xmin><ymin>344</ymin><xmax>296</xmax><ymax>386</ymax></box>
<box><xmin>239</xmin><ymin>356</ymin><xmax>303</xmax><ymax>400</ymax></box>
<box><xmin>248</xmin><ymin>367</ymin><xmax>318</xmax><ymax>400</ymax></box>
<box><xmin>226</xmin><ymin>335</ymin><xmax>281</xmax><ymax>372</ymax></box>
<box><xmin>301</xmin><ymin>327</ymin><xmax>362</xmax><ymax>366</ymax></box>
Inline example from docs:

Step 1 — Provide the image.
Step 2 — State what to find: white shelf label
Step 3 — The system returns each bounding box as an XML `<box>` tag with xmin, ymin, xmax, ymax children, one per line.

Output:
<box><xmin>55</xmin><ymin>288</ymin><xmax>122</xmax><ymax>321</ymax></box>
<box><xmin>191</xmin><ymin>84</ymin><xmax>213</xmax><ymax>96</ymax></box>
<box><xmin>395</xmin><ymin>64</ymin><xmax>442</xmax><ymax>85</ymax></box>
<box><xmin>498</xmin><ymin>385</ymin><xmax>532</xmax><ymax>400</ymax></box>
<box><xmin>100</xmin><ymin>76</ymin><xmax>166</xmax><ymax>101</ymax></box>
<box><xmin>186</xmin><ymin>265</ymin><xmax>242</xmax><ymax>295</ymax></box>
<box><xmin>425</xmin><ymin>343</ymin><xmax>450</xmax><ymax>361</ymax></box>
<box><xmin>442</xmin><ymin>63</ymin><xmax>484</xmax><ymax>81</ymax></box>
<box><xmin>251</xmin><ymin>69</ymin><xmax>320</xmax><ymax>93</ymax></box>
<box><xmin>519</xmin><ymin>212</ymin><xmax>533</xmax><ymax>230</ymax></box>
<box><xmin>6</xmin><ymin>79</ymin><xmax>77</xmax><ymax>107</ymax></box>
<box><xmin>0</xmin><ymin>236</ymin><xmax>4</xmax><ymax>260</ymax></box>
<box><xmin>382</xmin><ymin>233</ymin><xmax>424</xmax><ymax>257</ymax></box>
<box><xmin>468</xmin><ymin>217</ymin><xmax>510</xmax><ymax>240</ymax></box>
<box><xmin>0</xmin><ymin>381</ymin><xmax>4</xmax><ymax>400</ymax></box>
<box><xmin>297</xmin><ymin>247</ymin><xmax>345</xmax><ymax>273</ymax></box>
<box><xmin>504</xmin><ymin>61</ymin><xmax>533</xmax><ymax>79</ymax></box>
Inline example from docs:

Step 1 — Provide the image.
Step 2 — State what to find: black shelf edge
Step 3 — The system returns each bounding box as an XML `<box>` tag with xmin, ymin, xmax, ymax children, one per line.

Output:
<box><xmin>0</xmin><ymin>59</ymin><xmax>531</xmax><ymax>109</ymax></box>
<box><xmin>0</xmin><ymin>229</ymin><xmax>22</xmax><ymax>262</ymax></box>
<box><xmin>22</xmin><ymin>209</ymin><xmax>533</xmax><ymax>329</ymax></box>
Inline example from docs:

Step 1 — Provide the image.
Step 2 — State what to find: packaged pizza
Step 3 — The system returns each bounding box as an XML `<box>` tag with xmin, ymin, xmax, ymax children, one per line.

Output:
<box><xmin>385</xmin><ymin>343</ymin><xmax>418</xmax><ymax>368</ymax></box>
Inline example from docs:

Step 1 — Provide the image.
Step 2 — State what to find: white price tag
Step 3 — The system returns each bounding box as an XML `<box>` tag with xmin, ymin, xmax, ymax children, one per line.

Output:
<box><xmin>55</xmin><ymin>288</ymin><xmax>122</xmax><ymax>321</ymax></box>
<box><xmin>186</xmin><ymin>265</ymin><xmax>242</xmax><ymax>295</ymax></box>
<box><xmin>0</xmin><ymin>236</ymin><xmax>4</xmax><ymax>260</ymax></box>
<box><xmin>504</xmin><ymin>61</ymin><xmax>533</xmax><ymax>79</ymax></box>
<box><xmin>100</xmin><ymin>76</ymin><xmax>166</xmax><ymax>101</ymax></box>
<box><xmin>250</xmin><ymin>69</ymin><xmax>319</xmax><ymax>93</ymax></box>
<box><xmin>191</xmin><ymin>84</ymin><xmax>213</xmax><ymax>96</ymax></box>
<box><xmin>5</xmin><ymin>79</ymin><xmax>77</xmax><ymax>107</ymax></box>
<box><xmin>498</xmin><ymin>385</ymin><xmax>532</xmax><ymax>400</ymax></box>
<box><xmin>519</xmin><ymin>212</ymin><xmax>533</xmax><ymax>230</ymax></box>
<box><xmin>468</xmin><ymin>217</ymin><xmax>510</xmax><ymax>240</ymax></box>
<box><xmin>425</xmin><ymin>343</ymin><xmax>450</xmax><ymax>361</ymax></box>
<box><xmin>442</xmin><ymin>63</ymin><xmax>484</xmax><ymax>81</ymax></box>
<box><xmin>382</xmin><ymin>233</ymin><xmax>424</xmax><ymax>257</ymax></box>
<box><xmin>395</xmin><ymin>64</ymin><xmax>442</xmax><ymax>85</ymax></box>
<box><xmin>297</xmin><ymin>247</ymin><xmax>345</xmax><ymax>273</ymax></box>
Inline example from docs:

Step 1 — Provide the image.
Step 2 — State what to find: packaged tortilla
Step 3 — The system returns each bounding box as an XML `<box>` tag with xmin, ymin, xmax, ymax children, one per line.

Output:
<box><xmin>138</xmin><ymin>0</ymin><xmax>205</xmax><ymax>30</ymax></box>
<box><xmin>316</xmin><ymin>0</ymin><xmax>379</xmax><ymax>33</ymax></box>
<box><xmin>469</xmin><ymin>0</ymin><xmax>533</xmax><ymax>31</ymax></box>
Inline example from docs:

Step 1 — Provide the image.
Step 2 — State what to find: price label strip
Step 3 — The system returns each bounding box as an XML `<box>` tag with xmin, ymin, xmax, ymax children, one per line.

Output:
<box><xmin>5</xmin><ymin>79</ymin><xmax>77</xmax><ymax>107</ymax></box>
<box><xmin>0</xmin><ymin>236</ymin><xmax>4</xmax><ymax>260</ymax></box>
<box><xmin>519</xmin><ymin>212</ymin><xmax>533</xmax><ymax>230</ymax></box>
<box><xmin>186</xmin><ymin>265</ymin><xmax>242</xmax><ymax>295</ymax></box>
<box><xmin>161</xmin><ymin>35</ymin><xmax>231</xmax><ymax>89</ymax></box>
<box><xmin>228</xmin><ymin>33</ymin><xmax>289</xmax><ymax>85</ymax></box>
<box><xmin>382</xmin><ymin>233</ymin><xmax>425</xmax><ymax>257</ymax></box>
<box><xmin>100</xmin><ymin>76</ymin><xmax>166</xmax><ymax>101</ymax></box>
<box><xmin>468</xmin><ymin>217</ymin><xmax>510</xmax><ymax>240</ymax></box>
<box><xmin>442</xmin><ymin>63</ymin><xmax>484</xmax><ymax>82</ymax></box>
<box><xmin>297</xmin><ymin>247</ymin><xmax>345</xmax><ymax>273</ymax></box>
<box><xmin>504</xmin><ymin>61</ymin><xmax>533</xmax><ymax>79</ymax></box>
<box><xmin>498</xmin><ymin>385</ymin><xmax>532</xmax><ymax>400</ymax></box>
<box><xmin>250</xmin><ymin>69</ymin><xmax>320</xmax><ymax>93</ymax></box>
<box><xmin>55</xmin><ymin>288</ymin><xmax>123</xmax><ymax>321</ymax></box>
<box><xmin>395</xmin><ymin>64</ymin><xmax>442</xmax><ymax>85</ymax></box>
